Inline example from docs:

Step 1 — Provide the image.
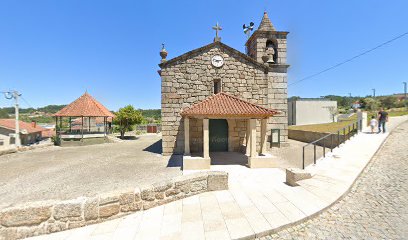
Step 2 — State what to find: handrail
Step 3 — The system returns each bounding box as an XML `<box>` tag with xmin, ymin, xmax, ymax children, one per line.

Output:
<box><xmin>302</xmin><ymin>119</ymin><xmax>361</xmax><ymax>169</ymax></box>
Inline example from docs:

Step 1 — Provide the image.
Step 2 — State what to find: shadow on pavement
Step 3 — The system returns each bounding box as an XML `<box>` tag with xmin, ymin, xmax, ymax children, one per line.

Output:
<box><xmin>143</xmin><ymin>139</ymin><xmax>162</xmax><ymax>154</ymax></box>
<box><xmin>167</xmin><ymin>154</ymin><xmax>183</xmax><ymax>168</ymax></box>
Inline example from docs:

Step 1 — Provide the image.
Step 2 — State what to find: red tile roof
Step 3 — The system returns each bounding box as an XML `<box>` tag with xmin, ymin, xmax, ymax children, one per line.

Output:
<box><xmin>42</xmin><ymin>129</ymin><xmax>55</xmax><ymax>138</ymax></box>
<box><xmin>0</xmin><ymin>119</ymin><xmax>46</xmax><ymax>134</ymax></box>
<box><xmin>180</xmin><ymin>92</ymin><xmax>279</xmax><ymax>118</ymax></box>
<box><xmin>54</xmin><ymin>93</ymin><xmax>115</xmax><ymax>117</ymax></box>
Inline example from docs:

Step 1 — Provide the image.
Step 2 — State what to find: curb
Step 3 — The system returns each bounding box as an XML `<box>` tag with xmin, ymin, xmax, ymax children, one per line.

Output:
<box><xmin>248</xmin><ymin>119</ymin><xmax>408</xmax><ymax>239</ymax></box>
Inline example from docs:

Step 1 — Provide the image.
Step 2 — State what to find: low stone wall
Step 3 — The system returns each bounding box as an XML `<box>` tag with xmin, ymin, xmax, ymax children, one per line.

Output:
<box><xmin>0</xmin><ymin>171</ymin><xmax>228</xmax><ymax>240</ymax></box>
<box><xmin>0</xmin><ymin>143</ymin><xmax>54</xmax><ymax>157</ymax></box>
<box><xmin>288</xmin><ymin>129</ymin><xmax>346</xmax><ymax>149</ymax></box>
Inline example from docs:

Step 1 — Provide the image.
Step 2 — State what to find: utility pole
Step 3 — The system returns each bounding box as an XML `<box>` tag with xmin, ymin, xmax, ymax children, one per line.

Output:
<box><xmin>3</xmin><ymin>90</ymin><xmax>21</xmax><ymax>147</ymax></box>
<box><xmin>403</xmin><ymin>82</ymin><xmax>407</xmax><ymax>99</ymax></box>
<box><xmin>372</xmin><ymin>88</ymin><xmax>376</xmax><ymax>98</ymax></box>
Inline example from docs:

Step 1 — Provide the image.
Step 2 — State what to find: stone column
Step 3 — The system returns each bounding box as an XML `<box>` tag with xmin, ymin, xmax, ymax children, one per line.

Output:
<box><xmin>260</xmin><ymin>118</ymin><xmax>267</xmax><ymax>155</ymax></box>
<box><xmin>250</xmin><ymin>119</ymin><xmax>257</xmax><ymax>158</ymax></box>
<box><xmin>246</xmin><ymin>119</ymin><xmax>251</xmax><ymax>155</ymax></box>
<box><xmin>357</xmin><ymin>110</ymin><xmax>368</xmax><ymax>132</ymax></box>
<box><xmin>184</xmin><ymin>118</ymin><xmax>190</xmax><ymax>155</ymax></box>
<box><xmin>203</xmin><ymin>118</ymin><xmax>209</xmax><ymax>159</ymax></box>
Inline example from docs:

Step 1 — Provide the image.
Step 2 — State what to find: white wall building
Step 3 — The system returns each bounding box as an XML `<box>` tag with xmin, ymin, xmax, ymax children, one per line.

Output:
<box><xmin>288</xmin><ymin>99</ymin><xmax>338</xmax><ymax>125</ymax></box>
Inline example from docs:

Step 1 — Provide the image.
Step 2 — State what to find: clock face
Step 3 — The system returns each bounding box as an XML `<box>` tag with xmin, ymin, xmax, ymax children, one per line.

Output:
<box><xmin>211</xmin><ymin>55</ymin><xmax>224</xmax><ymax>68</ymax></box>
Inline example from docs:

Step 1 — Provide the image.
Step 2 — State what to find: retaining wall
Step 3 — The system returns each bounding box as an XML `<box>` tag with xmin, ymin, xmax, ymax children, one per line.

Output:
<box><xmin>289</xmin><ymin>129</ymin><xmax>347</xmax><ymax>149</ymax></box>
<box><xmin>0</xmin><ymin>171</ymin><xmax>228</xmax><ymax>240</ymax></box>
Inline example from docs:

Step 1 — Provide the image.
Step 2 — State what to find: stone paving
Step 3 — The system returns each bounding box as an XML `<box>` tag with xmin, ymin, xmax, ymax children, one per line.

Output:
<box><xmin>0</xmin><ymin>134</ymin><xmax>181</xmax><ymax>207</ymax></box>
<box><xmin>259</xmin><ymin>120</ymin><xmax>408</xmax><ymax>240</ymax></box>
<box><xmin>26</xmin><ymin>116</ymin><xmax>408</xmax><ymax>240</ymax></box>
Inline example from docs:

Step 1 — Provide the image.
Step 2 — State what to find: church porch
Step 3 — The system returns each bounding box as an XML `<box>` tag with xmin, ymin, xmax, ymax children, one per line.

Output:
<box><xmin>183</xmin><ymin>117</ymin><xmax>276</xmax><ymax>170</ymax></box>
<box><xmin>180</xmin><ymin>92</ymin><xmax>279</xmax><ymax>170</ymax></box>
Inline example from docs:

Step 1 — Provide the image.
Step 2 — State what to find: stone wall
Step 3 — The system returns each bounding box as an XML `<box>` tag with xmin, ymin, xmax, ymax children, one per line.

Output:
<box><xmin>161</xmin><ymin>43</ymin><xmax>288</xmax><ymax>155</ymax></box>
<box><xmin>0</xmin><ymin>171</ymin><xmax>228</xmax><ymax>240</ymax></box>
<box><xmin>288</xmin><ymin>129</ymin><xmax>347</xmax><ymax>149</ymax></box>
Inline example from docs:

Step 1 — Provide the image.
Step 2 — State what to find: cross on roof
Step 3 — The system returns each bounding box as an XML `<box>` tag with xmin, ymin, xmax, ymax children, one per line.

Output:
<box><xmin>212</xmin><ymin>22</ymin><xmax>222</xmax><ymax>42</ymax></box>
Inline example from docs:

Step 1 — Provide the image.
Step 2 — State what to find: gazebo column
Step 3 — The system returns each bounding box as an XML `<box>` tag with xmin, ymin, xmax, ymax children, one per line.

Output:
<box><xmin>184</xmin><ymin>117</ymin><xmax>190</xmax><ymax>155</ymax></box>
<box><xmin>260</xmin><ymin>118</ymin><xmax>267</xmax><ymax>155</ymax></box>
<box><xmin>81</xmin><ymin>116</ymin><xmax>84</xmax><ymax>141</ymax></box>
<box><xmin>203</xmin><ymin>118</ymin><xmax>209</xmax><ymax>159</ymax></box>
<box><xmin>249</xmin><ymin>119</ymin><xmax>257</xmax><ymax>158</ymax></box>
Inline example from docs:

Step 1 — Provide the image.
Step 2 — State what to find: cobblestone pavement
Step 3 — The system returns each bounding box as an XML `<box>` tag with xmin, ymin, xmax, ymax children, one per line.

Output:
<box><xmin>259</xmin><ymin>121</ymin><xmax>408</xmax><ymax>240</ymax></box>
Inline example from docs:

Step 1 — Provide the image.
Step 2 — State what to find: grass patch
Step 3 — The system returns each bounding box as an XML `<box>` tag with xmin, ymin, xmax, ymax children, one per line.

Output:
<box><xmin>289</xmin><ymin>120</ymin><xmax>357</xmax><ymax>134</ymax></box>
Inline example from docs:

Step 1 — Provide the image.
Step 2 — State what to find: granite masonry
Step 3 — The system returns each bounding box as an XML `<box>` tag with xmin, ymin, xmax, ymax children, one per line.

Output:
<box><xmin>0</xmin><ymin>171</ymin><xmax>228</xmax><ymax>240</ymax></box>
<box><xmin>159</xmin><ymin>12</ymin><xmax>289</xmax><ymax>156</ymax></box>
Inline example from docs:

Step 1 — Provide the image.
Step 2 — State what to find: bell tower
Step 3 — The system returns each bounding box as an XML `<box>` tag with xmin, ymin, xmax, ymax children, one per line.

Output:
<box><xmin>245</xmin><ymin>12</ymin><xmax>288</xmax><ymax>65</ymax></box>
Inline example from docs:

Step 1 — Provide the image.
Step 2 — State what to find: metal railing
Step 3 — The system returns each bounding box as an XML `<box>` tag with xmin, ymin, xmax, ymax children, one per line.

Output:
<box><xmin>302</xmin><ymin>120</ymin><xmax>361</xmax><ymax>169</ymax></box>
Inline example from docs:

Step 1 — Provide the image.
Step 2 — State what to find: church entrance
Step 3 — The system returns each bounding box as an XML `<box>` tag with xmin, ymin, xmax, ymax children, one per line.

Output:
<box><xmin>209</xmin><ymin>119</ymin><xmax>228</xmax><ymax>152</ymax></box>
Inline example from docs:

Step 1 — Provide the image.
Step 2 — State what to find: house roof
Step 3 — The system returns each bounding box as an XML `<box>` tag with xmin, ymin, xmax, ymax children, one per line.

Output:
<box><xmin>54</xmin><ymin>92</ymin><xmax>115</xmax><ymax>117</ymax></box>
<box><xmin>258</xmin><ymin>11</ymin><xmax>275</xmax><ymax>31</ymax></box>
<box><xmin>180</xmin><ymin>92</ymin><xmax>279</xmax><ymax>118</ymax></box>
<box><xmin>0</xmin><ymin>119</ymin><xmax>46</xmax><ymax>134</ymax></box>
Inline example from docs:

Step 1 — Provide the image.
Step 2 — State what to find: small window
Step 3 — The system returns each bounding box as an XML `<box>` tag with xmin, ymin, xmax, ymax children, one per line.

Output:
<box><xmin>213</xmin><ymin>79</ymin><xmax>221</xmax><ymax>94</ymax></box>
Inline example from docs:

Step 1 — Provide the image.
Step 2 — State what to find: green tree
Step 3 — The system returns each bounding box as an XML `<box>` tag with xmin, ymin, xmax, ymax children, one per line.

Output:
<box><xmin>364</xmin><ymin>97</ymin><xmax>380</xmax><ymax>111</ymax></box>
<box><xmin>0</xmin><ymin>109</ymin><xmax>9</xmax><ymax>118</ymax></box>
<box><xmin>113</xmin><ymin>105</ymin><xmax>143</xmax><ymax>139</ymax></box>
<box><xmin>379</xmin><ymin>96</ymin><xmax>397</xmax><ymax>109</ymax></box>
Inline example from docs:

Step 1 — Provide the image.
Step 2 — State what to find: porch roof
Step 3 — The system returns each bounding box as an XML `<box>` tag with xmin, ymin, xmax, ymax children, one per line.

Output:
<box><xmin>180</xmin><ymin>92</ymin><xmax>279</xmax><ymax>118</ymax></box>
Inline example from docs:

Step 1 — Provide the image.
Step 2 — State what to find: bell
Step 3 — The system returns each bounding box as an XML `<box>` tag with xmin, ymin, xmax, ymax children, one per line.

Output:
<box><xmin>267</xmin><ymin>58</ymin><xmax>275</xmax><ymax>64</ymax></box>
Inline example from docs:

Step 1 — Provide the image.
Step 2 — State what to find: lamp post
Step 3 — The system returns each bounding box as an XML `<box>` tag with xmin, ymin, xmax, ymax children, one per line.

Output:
<box><xmin>3</xmin><ymin>90</ymin><xmax>21</xmax><ymax>147</ymax></box>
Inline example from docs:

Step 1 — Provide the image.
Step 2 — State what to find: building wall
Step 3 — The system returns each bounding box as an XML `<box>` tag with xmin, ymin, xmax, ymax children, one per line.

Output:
<box><xmin>161</xmin><ymin>45</ymin><xmax>288</xmax><ymax>155</ymax></box>
<box><xmin>0</xmin><ymin>127</ymin><xmax>42</xmax><ymax>145</ymax></box>
<box><xmin>289</xmin><ymin>100</ymin><xmax>337</xmax><ymax>125</ymax></box>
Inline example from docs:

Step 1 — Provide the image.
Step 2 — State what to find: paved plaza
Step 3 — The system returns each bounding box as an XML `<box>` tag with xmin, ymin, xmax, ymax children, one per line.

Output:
<box><xmin>26</xmin><ymin>116</ymin><xmax>408</xmax><ymax>239</ymax></box>
<box><xmin>0</xmin><ymin>134</ymin><xmax>181</xmax><ymax>207</ymax></box>
<box><xmin>259</xmin><ymin>120</ymin><xmax>408</xmax><ymax>240</ymax></box>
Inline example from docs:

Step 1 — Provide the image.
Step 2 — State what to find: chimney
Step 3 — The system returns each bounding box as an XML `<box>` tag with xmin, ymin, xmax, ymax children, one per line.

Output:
<box><xmin>31</xmin><ymin>121</ymin><xmax>36</xmax><ymax>128</ymax></box>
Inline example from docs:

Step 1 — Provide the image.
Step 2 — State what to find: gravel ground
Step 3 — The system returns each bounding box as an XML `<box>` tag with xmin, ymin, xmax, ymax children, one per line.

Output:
<box><xmin>259</xmin><ymin>120</ymin><xmax>408</xmax><ymax>240</ymax></box>
<box><xmin>0</xmin><ymin>134</ymin><xmax>181</xmax><ymax>208</ymax></box>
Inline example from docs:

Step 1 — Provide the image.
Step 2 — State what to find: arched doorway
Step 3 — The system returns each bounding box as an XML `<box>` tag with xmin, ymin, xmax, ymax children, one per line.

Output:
<box><xmin>209</xmin><ymin>119</ymin><xmax>228</xmax><ymax>152</ymax></box>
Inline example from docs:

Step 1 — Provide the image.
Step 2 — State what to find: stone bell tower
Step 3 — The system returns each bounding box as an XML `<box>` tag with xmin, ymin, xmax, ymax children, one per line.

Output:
<box><xmin>245</xmin><ymin>11</ymin><xmax>288</xmax><ymax>65</ymax></box>
<box><xmin>246</xmin><ymin>11</ymin><xmax>290</xmax><ymax>145</ymax></box>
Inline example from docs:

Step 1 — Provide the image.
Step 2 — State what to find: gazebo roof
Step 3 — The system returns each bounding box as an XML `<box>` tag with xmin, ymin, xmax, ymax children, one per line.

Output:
<box><xmin>54</xmin><ymin>92</ymin><xmax>115</xmax><ymax>117</ymax></box>
<box><xmin>180</xmin><ymin>92</ymin><xmax>279</xmax><ymax>118</ymax></box>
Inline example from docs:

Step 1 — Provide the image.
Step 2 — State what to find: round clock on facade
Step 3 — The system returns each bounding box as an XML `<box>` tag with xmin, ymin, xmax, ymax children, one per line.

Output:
<box><xmin>211</xmin><ymin>55</ymin><xmax>224</xmax><ymax>67</ymax></box>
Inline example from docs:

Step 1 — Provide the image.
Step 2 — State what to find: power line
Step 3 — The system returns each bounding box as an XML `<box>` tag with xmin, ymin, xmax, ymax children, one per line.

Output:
<box><xmin>289</xmin><ymin>31</ymin><xmax>408</xmax><ymax>87</ymax></box>
<box><xmin>20</xmin><ymin>95</ymin><xmax>34</xmax><ymax>109</ymax></box>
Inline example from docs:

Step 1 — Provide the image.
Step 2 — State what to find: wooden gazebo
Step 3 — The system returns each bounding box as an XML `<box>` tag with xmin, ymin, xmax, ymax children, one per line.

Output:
<box><xmin>54</xmin><ymin>92</ymin><xmax>114</xmax><ymax>146</ymax></box>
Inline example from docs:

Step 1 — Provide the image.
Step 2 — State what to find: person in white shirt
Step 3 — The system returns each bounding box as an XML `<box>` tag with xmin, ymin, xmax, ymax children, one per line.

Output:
<box><xmin>370</xmin><ymin>116</ymin><xmax>378</xmax><ymax>134</ymax></box>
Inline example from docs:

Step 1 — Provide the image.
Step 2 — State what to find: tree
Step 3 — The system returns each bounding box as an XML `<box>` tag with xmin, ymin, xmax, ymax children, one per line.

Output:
<box><xmin>325</xmin><ymin>106</ymin><xmax>338</xmax><ymax>122</ymax></box>
<box><xmin>113</xmin><ymin>105</ymin><xmax>143</xmax><ymax>139</ymax></box>
<box><xmin>364</xmin><ymin>97</ymin><xmax>380</xmax><ymax>111</ymax></box>
<box><xmin>0</xmin><ymin>109</ymin><xmax>9</xmax><ymax>119</ymax></box>
<box><xmin>379</xmin><ymin>96</ymin><xmax>397</xmax><ymax>109</ymax></box>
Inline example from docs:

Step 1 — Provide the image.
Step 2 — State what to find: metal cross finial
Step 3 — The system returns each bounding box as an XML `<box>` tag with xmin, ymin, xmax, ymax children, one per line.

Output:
<box><xmin>212</xmin><ymin>22</ymin><xmax>222</xmax><ymax>42</ymax></box>
<box><xmin>161</xmin><ymin>43</ymin><xmax>165</xmax><ymax>50</ymax></box>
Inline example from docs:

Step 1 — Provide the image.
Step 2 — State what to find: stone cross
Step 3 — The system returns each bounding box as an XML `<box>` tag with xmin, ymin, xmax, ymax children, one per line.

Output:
<box><xmin>212</xmin><ymin>22</ymin><xmax>222</xmax><ymax>42</ymax></box>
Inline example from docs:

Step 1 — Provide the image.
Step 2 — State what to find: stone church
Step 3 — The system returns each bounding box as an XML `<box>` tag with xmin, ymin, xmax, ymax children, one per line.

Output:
<box><xmin>159</xmin><ymin>12</ymin><xmax>289</xmax><ymax>169</ymax></box>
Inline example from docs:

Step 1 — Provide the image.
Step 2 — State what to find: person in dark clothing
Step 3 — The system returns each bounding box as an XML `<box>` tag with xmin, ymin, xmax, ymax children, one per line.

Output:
<box><xmin>377</xmin><ymin>108</ymin><xmax>389</xmax><ymax>133</ymax></box>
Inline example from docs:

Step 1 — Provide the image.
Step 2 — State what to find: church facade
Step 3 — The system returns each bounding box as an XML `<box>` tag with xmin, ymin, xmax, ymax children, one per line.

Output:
<box><xmin>159</xmin><ymin>12</ymin><xmax>289</xmax><ymax>167</ymax></box>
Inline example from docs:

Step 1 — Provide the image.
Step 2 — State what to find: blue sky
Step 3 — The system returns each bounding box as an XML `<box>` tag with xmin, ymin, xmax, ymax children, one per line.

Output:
<box><xmin>0</xmin><ymin>0</ymin><xmax>407</xmax><ymax>110</ymax></box>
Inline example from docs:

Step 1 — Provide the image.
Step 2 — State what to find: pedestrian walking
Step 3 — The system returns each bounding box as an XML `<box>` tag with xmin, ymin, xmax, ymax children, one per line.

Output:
<box><xmin>370</xmin><ymin>116</ymin><xmax>378</xmax><ymax>134</ymax></box>
<box><xmin>377</xmin><ymin>108</ymin><xmax>388</xmax><ymax>133</ymax></box>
